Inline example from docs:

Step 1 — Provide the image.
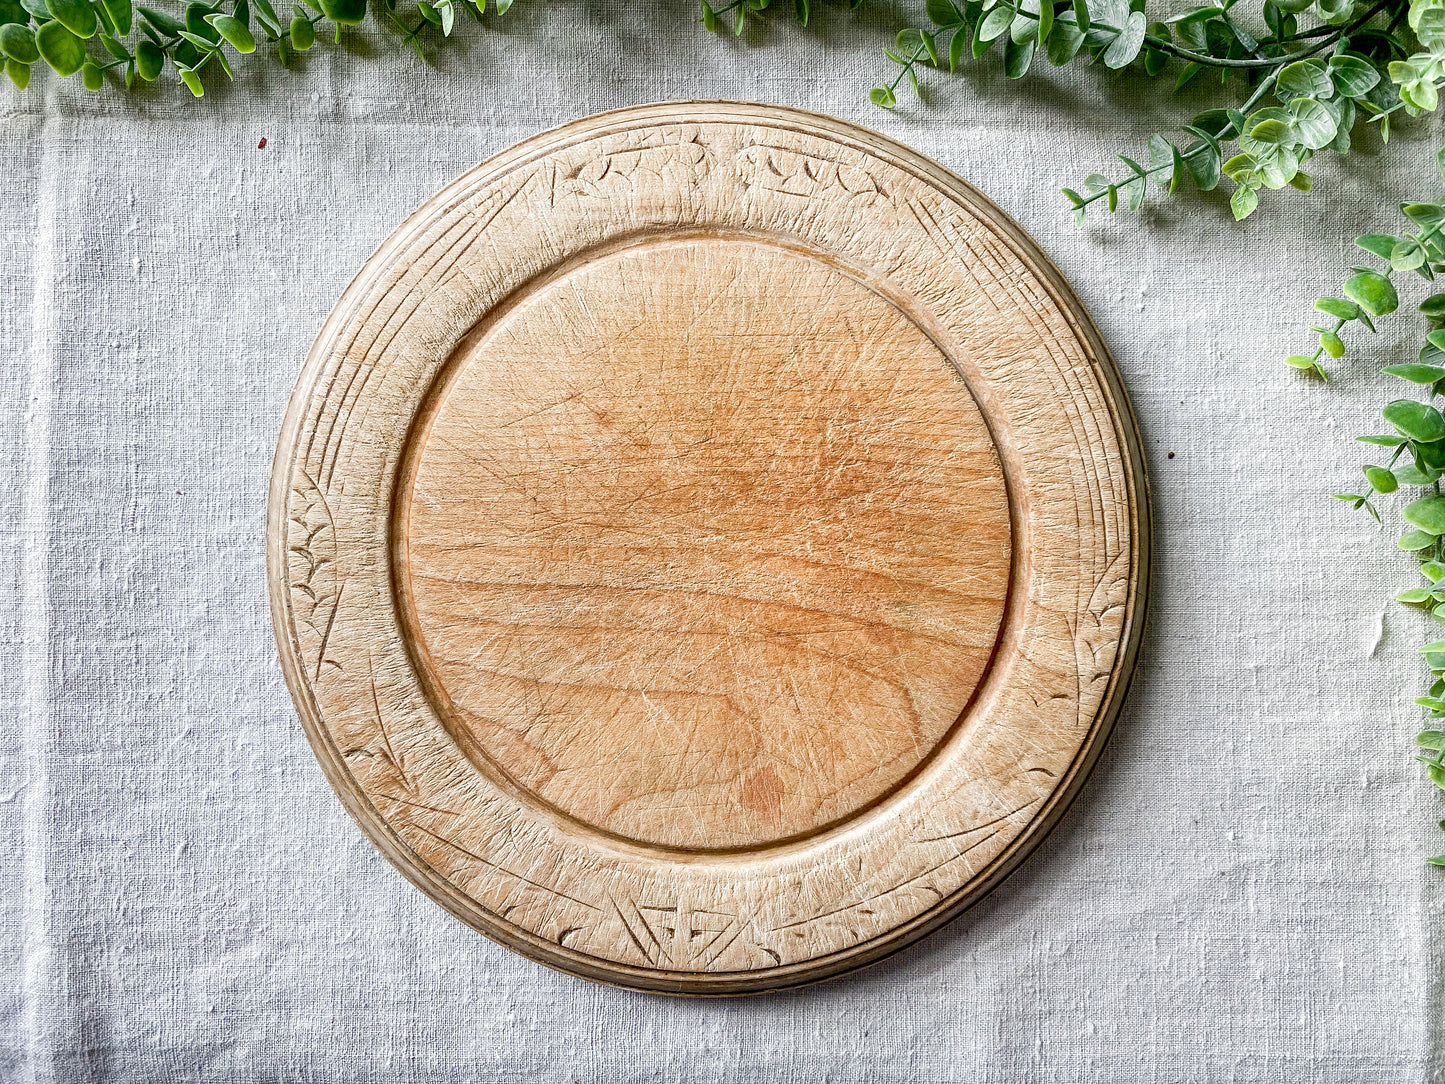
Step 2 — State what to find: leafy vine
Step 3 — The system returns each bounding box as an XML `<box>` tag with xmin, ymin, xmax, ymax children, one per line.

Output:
<box><xmin>1285</xmin><ymin>145</ymin><xmax>1445</xmax><ymax>864</ymax></box>
<box><xmin>880</xmin><ymin>0</ymin><xmax>1445</xmax><ymax>221</ymax></box>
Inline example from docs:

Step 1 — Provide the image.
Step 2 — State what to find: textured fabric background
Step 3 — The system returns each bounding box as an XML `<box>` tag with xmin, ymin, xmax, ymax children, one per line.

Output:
<box><xmin>2</xmin><ymin>2</ymin><xmax>1443</xmax><ymax>1079</ymax></box>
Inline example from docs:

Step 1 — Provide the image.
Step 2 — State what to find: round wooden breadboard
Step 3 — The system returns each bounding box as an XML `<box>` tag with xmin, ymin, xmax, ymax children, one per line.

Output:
<box><xmin>268</xmin><ymin>102</ymin><xmax>1149</xmax><ymax>995</ymax></box>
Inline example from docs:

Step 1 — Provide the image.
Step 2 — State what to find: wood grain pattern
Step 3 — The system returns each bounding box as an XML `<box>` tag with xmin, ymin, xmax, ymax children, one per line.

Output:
<box><xmin>268</xmin><ymin>102</ymin><xmax>1150</xmax><ymax>995</ymax></box>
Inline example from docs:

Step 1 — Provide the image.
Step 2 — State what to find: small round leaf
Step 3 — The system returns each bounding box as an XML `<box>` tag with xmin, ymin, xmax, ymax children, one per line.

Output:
<box><xmin>0</xmin><ymin>22</ymin><xmax>39</xmax><ymax>62</ymax></box>
<box><xmin>44</xmin><ymin>0</ymin><xmax>96</xmax><ymax>37</ymax></box>
<box><xmin>1343</xmin><ymin>270</ymin><xmax>1399</xmax><ymax>316</ymax></box>
<box><xmin>1405</xmin><ymin>496</ymin><xmax>1445</xmax><ymax>535</ymax></box>
<box><xmin>35</xmin><ymin>19</ymin><xmax>85</xmax><ymax>74</ymax></box>
<box><xmin>1384</xmin><ymin>399</ymin><xmax>1445</xmax><ymax>441</ymax></box>
<box><xmin>1364</xmin><ymin>465</ymin><xmax>1398</xmax><ymax>493</ymax></box>
<box><xmin>134</xmin><ymin>36</ymin><xmax>161</xmax><ymax>77</ymax></box>
<box><xmin>5</xmin><ymin>55</ymin><xmax>30</xmax><ymax>87</ymax></box>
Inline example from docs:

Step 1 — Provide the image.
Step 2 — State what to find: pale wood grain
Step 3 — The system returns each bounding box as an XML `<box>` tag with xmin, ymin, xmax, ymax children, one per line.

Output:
<box><xmin>268</xmin><ymin>102</ymin><xmax>1150</xmax><ymax>995</ymax></box>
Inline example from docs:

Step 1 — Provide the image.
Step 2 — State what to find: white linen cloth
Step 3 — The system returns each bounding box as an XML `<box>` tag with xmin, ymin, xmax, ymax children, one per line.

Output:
<box><xmin>1</xmin><ymin>3</ymin><xmax>1442</xmax><ymax>1079</ymax></box>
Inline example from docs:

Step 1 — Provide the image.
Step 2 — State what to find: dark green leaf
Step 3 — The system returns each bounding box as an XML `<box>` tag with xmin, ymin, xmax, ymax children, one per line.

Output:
<box><xmin>1004</xmin><ymin>34</ymin><xmax>1033</xmax><ymax>76</ymax></box>
<box><xmin>102</xmin><ymin>0</ymin><xmax>130</xmax><ymax>33</ymax></box>
<box><xmin>318</xmin><ymin>0</ymin><xmax>363</xmax><ymax>23</ymax></box>
<box><xmin>1185</xmin><ymin>143</ymin><xmax>1220</xmax><ymax>192</ymax></box>
<box><xmin>1046</xmin><ymin>11</ymin><xmax>1084</xmax><ymax>63</ymax></box>
<box><xmin>134</xmin><ymin>35</ymin><xmax>160</xmax><ymax>76</ymax></box>
<box><xmin>927</xmin><ymin>0</ymin><xmax>963</xmax><ymax>25</ymax></box>
<box><xmin>0</xmin><ymin>22</ymin><xmax>39</xmax><ymax>62</ymax></box>
<box><xmin>289</xmin><ymin>13</ymin><xmax>311</xmax><ymax>46</ymax></box>
<box><xmin>184</xmin><ymin>0</ymin><xmax>219</xmax><ymax>40</ymax></box>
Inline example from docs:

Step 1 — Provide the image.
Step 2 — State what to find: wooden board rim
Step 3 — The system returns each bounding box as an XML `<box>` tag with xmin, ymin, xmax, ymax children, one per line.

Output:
<box><xmin>266</xmin><ymin>100</ymin><xmax>1152</xmax><ymax>996</ymax></box>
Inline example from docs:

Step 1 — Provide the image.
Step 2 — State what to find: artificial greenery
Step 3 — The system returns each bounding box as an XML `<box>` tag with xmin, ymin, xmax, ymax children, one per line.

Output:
<box><xmin>880</xmin><ymin>0</ymin><xmax>1445</xmax><ymax>221</ymax></box>
<box><xmin>0</xmin><ymin>0</ymin><xmax>861</xmax><ymax>99</ymax></box>
<box><xmin>1286</xmin><ymin>146</ymin><xmax>1445</xmax><ymax>863</ymax></box>
<box><xmin>0</xmin><ymin>0</ymin><xmax>521</xmax><ymax>97</ymax></box>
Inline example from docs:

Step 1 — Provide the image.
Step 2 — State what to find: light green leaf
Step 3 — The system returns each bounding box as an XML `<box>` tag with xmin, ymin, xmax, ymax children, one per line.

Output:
<box><xmin>1102</xmin><ymin>9</ymin><xmax>1145</xmax><ymax>68</ymax></box>
<box><xmin>1277</xmin><ymin>57</ymin><xmax>1331</xmax><ymax>97</ymax></box>
<box><xmin>1343</xmin><ymin>270</ymin><xmax>1399</xmax><ymax>316</ymax></box>
<box><xmin>1365</xmin><ymin>465</ymin><xmax>1398</xmax><ymax>493</ymax></box>
<box><xmin>207</xmin><ymin>12</ymin><xmax>255</xmax><ymax>50</ymax></box>
<box><xmin>1230</xmin><ymin>184</ymin><xmax>1259</xmax><ymax>220</ymax></box>
<box><xmin>1384</xmin><ymin>363</ymin><xmax>1445</xmax><ymax>383</ymax></box>
<box><xmin>1315</xmin><ymin>297</ymin><xmax>1359</xmax><ymax>320</ymax></box>
<box><xmin>1289</xmin><ymin>97</ymin><xmax>1338</xmax><ymax>150</ymax></box>
<box><xmin>1386</xmin><ymin>399</ymin><xmax>1445</xmax><ymax>441</ymax></box>
<box><xmin>1406</xmin><ymin>498</ymin><xmax>1445</xmax><ymax>535</ymax></box>
<box><xmin>1328</xmin><ymin>53</ymin><xmax>1380</xmax><ymax>97</ymax></box>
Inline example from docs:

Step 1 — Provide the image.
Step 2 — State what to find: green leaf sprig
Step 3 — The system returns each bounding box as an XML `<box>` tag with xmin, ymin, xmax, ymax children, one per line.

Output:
<box><xmin>1297</xmin><ymin>145</ymin><xmax>1445</xmax><ymax>864</ymax></box>
<box><xmin>0</xmin><ymin>0</ymin><xmax>517</xmax><ymax>97</ymax></box>
<box><xmin>699</xmin><ymin>0</ymin><xmax>862</xmax><ymax>36</ymax></box>
<box><xmin>880</xmin><ymin>0</ymin><xmax>1445</xmax><ymax>223</ymax></box>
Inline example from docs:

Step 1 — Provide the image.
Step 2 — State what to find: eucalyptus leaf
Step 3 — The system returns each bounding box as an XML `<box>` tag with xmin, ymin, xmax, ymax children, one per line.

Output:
<box><xmin>1277</xmin><ymin>58</ymin><xmax>1330</xmax><ymax>98</ymax></box>
<box><xmin>1344</xmin><ymin>270</ymin><xmax>1399</xmax><ymax>316</ymax></box>
<box><xmin>44</xmin><ymin>0</ymin><xmax>95</xmax><ymax>37</ymax></box>
<box><xmin>1385</xmin><ymin>399</ymin><xmax>1445</xmax><ymax>442</ymax></box>
<box><xmin>35</xmin><ymin>19</ymin><xmax>84</xmax><ymax>72</ymax></box>
<box><xmin>1384</xmin><ymin>364</ymin><xmax>1445</xmax><ymax>383</ymax></box>
<box><xmin>0</xmin><ymin>22</ymin><xmax>38</xmax><ymax>62</ymax></box>
<box><xmin>1406</xmin><ymin>497</ymin><xmax>1445</xmax><ymax>535</ymax></box>
<box><xmin>1102</xmin><ymin>9</ymin><xmax>1144</xmax><ymax>69</ymax></box>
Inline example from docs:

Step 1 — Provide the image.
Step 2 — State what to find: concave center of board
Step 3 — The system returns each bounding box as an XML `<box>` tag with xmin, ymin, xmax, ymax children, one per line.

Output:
<box><xmin>399</xmin><ymin>236</ymin><xmax>1012</xmax><ymax>852</ymax></box>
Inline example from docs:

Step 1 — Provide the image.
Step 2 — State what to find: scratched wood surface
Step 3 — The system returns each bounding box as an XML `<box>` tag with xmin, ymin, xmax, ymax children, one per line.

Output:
<box><xmin>267</xmin><ymin>102</ymin><xmax>1150</xmax><ymax>995</ymax></box>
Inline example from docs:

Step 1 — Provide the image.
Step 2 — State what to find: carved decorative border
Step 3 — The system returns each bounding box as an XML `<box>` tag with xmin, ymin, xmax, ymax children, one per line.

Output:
<box><xmin>267</xmin><ymin>102</ymin><xmax>1151</xmax><ymax>995</ymax></box>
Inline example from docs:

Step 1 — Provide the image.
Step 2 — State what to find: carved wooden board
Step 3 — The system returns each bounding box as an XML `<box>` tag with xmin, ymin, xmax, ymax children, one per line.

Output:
<box><xmin>267</xmin><ymin>102</ymin><xmax>1150</xmax><ymax>995</ymax></box>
